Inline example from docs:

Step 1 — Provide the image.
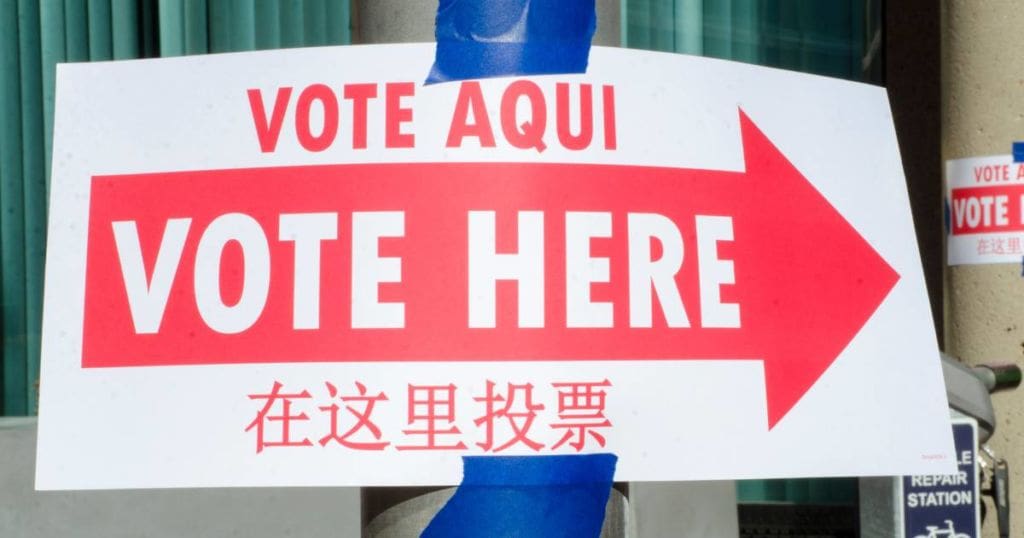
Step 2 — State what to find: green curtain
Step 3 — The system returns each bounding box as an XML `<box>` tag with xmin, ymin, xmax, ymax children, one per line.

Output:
<box><xmin>0</xmin><ymin>0</ymin><xmax>350</xmax><ymax>417</ymax></box>
<box><xmin>624</xmin><ymin>0</ymin><xmax>868</xmax><ymax>83</ymax></box>
<box><xmin>623</xmin><ymin>0</ymin><xmax>873</xmax><ymax>506</ymax></box>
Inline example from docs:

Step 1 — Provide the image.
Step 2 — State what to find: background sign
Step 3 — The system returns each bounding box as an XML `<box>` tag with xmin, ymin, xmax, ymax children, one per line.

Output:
<box><xmin>946</xmin><ymin>155</ymin><xmax>1024</xmax><ymax>265</ymax></box>
<box><xmin>903</xmin><ymin>418</ymin><xmax>980</xmax><ymax>538</ymax></box>
<box><xmin>37</xmin><ymin>44</ymin><xmax>953</xmax><ymax>489</ymax></box>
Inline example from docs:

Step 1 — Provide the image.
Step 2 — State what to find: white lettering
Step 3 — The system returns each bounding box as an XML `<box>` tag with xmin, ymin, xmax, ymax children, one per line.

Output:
<box><xmin>468</xmin><ymin>211</ymin><xmax>545</xmax><ymax>328</ymax></box>
<box><xmin>112</xmin><ymin>218</ymin><xmax>191</xmax><ymax>334</ymax></box>
<box><xmin>627</xmin><ymin>213</ymin><xmax>689</xmax><ymax>328</ymax></box>
<box><xmin>194</xmin><ymin>213</ymin><xmax>270</xmax><ymax>334</ymax></box>
<box><xmin>696</xmin><ymin>215</ymin><xmax>740</xmax><ymax>328</ymax></box>
<box><xmin>279</xmin><ymin>213</ymin><xmax>337</xmax><ymax>330</ymax></box>
<box><xmin>905</xmin><ymin>490</ymin><xmax>973</xmax><ymax>507</ymax></box>
<box><xmin>351</xmin><ymin>211</ymin><xmax>405</xmax><ymax>329</ymax></box>
<box><xmin>995</xmin><ymin>195</ymin><xmax>1009</xmax><ymax>226</ymax></box>
<box><xmin>965</xmin><ymin>198</ymin><xmax>981</xmax><ymax>228</ymax></box>
<box><xmin>953</xmin><ymin>198</ymin><xmax>968</xmax><ymax>229</ymax></box>
<box><xmin>565</xmin><ymin>212</ymin><xmax>613</xmax><ymax>328</ymax></box>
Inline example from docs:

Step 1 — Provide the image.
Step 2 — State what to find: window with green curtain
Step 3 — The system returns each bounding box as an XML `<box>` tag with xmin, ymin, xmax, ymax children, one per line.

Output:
<box><xmin>624</xmin><ymin>0</ymin><xmax>881</xmax><ymax>84</ymax></box>
<box><xmin>0</xmin><ymin>0</ymin><xmax>351</xmax><ymax>417</ymax></box>
<box><xmin>623</xmin><ymin>0</ymin><xmax>883</xmax><ymax>508</ymax></box>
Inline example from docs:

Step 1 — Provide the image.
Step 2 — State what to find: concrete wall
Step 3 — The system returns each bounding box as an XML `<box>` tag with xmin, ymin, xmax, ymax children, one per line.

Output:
<box><xmin>3</xmin><ymin>419</ymin><xmax>739</xmax><ymax>537</ymax></box>
<box><xmin>630</xmin><ymin>482</ymin><xmax>739</xmax><ymax>537</ymax></box>
<box><xmin>942</xmin><ymin>2</ymin><xmax>1024</xmax><ymax>536</ymax></box>
<box><xmin>0</xmin><ymin>419</ymin><xmax>360</xmax><ymax>538</ymax></box>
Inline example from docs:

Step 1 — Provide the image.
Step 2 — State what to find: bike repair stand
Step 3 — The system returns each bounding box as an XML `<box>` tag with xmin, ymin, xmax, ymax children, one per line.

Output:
<box><xmin>860</xmin><ymin>356</ymin><xmax>1018</xmax><ymax>537</ymax></box>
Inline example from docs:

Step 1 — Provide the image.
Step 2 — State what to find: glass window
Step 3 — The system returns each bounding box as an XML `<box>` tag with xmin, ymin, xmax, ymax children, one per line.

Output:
<box><xmin>0</xmin><ymin>1</ymin><xmax>351</xmax><ymax>417</ymax></box>
<box><xmin>624</xmin><ymin>0</ymin><xmax>883</xmax><ymax>84</ymax></box>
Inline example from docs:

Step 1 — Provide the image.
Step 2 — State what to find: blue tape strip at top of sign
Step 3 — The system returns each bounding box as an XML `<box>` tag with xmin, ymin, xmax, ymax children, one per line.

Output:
<box><xmin>1013</xmin><ymin>142</ymin><xmax>1024</xmax><ymax>163</ymax></box>
<box><xmin>426</xmin><ymin>0</ymin><xmax>597</xmax><ymax>84</ymax></box>
<box><xmin>422</xmin><ymin>454</ymin><xmax>618</xmax><ymax>538</ymax></box>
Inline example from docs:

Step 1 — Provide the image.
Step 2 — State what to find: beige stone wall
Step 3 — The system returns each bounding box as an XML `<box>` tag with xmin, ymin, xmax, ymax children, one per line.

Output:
<box><xmin>942</xmin><ymin>2</ymin><xmax>1024</xmax><ymax>536</ymax></box>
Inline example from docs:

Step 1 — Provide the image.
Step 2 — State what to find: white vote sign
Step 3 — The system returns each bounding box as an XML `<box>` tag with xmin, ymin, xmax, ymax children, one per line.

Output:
<box><xmin>946</xmin><ymin>154</ymin><xmax>1024</xmax><ymax>265</ymax></box>
<box><xmin>36</xmin><ymin>44</ymin><xmax>954</xmax><ymax>489</ymax></box>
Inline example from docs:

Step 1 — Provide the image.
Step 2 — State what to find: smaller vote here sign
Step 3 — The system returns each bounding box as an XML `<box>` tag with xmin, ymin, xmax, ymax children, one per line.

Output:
<box><xmin>946</xmin><ymin>155</ymin><xmax>1024</xmax><ymax>266</ymax></box>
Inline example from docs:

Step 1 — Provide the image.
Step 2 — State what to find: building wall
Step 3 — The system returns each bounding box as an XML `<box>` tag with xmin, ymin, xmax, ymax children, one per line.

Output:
<box><xmin>942</xmin><ymin>2</ymin><xmax>1024</xmax><ymax>536</ymax></box>
<box><xmin>0</xmin><ymin>420</ymin><xmax>360</xmax><ymax>538</ymax></box>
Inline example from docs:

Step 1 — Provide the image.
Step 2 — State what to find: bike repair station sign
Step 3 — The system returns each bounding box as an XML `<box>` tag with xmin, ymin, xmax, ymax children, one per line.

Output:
<box><xmin>36</xmin><ymin>44</ymin><xmax>954</xmax><ymax>489</ymax></box>
<box><xmin>902</xmin><ymin>418</ymin><xmax>980</xmax><ymax>538</ymax></box>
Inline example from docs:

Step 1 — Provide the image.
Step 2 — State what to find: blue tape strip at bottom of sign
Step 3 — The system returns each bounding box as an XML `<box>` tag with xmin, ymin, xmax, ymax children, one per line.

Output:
<box><xmin>1013</xmin><ymin>141</ymin><xmax>1024</xmax><ymax>163</ymax></box>
<box><xmin>425</xmin><ymin>0</ymin><xmax>597</xmax><ymax>84</ymax></box>
<box><xmin>422</xmin><ymin>453</ymin><xmax>618</xmax><ymax>538</ymax></box>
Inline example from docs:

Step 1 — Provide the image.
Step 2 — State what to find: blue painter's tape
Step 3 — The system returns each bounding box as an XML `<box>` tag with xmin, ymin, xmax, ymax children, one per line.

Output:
<box><xmin>1014</xmin><ymin>142</ymin><xmax>1024</xmax><ymax>163</ymax></box>
<box><xmin>422</xmin><ymin>454</ymin><xmax>617</xmax><ymax>538</ymax></box>
<box><xmin>426</xmin><ymin>0</ymin><xmax>597</xmax><ymax>84</ymax></box>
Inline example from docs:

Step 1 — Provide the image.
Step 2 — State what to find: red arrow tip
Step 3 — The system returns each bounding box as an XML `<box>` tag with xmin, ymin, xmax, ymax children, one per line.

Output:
<box><xmin>734</xmin><ymin>109</ymin><xmax>900</xmax><ymax>429</ymax></box>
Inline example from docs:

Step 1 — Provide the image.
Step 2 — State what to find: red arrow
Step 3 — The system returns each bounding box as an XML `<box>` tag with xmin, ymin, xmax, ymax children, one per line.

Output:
<box><xmin>83</xmin><ymin>109</ymin><xmax>898</xmax><ymax>428</ymax></box>
<box><xmin>729</xmin><ymin>110</ymin><xmax>900</xmax><ymax>427</ymax></box>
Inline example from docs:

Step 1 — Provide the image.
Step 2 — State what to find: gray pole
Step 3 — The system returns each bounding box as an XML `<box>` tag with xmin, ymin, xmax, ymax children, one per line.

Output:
<box><xmin>351</xmin><ymin>2</ymin><xmax>623</xmax><ymax>536</ymax></box>
<box><xmin>353</xmin><ymin>0</ymin><xmax>621</xmax><ymax>46</ymax></box>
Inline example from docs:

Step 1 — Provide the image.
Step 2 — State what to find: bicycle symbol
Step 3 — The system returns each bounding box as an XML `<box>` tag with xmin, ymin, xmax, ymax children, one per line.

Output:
<box><xmin>912</xmin><ymin>519</ymin><xmax>971</xmax><ymax>538</ymax></box>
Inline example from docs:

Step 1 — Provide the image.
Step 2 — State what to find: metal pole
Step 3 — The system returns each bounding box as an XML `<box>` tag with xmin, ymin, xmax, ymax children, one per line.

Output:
<box><xmin>351</xmin><ymin>2</ymin><xmax>622</xmax><ymax>536</ymax></box>
<box><xmin>353</xmin><ymin>0</ymin><xmax>620</xmax><ymax>46</ymax></box>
